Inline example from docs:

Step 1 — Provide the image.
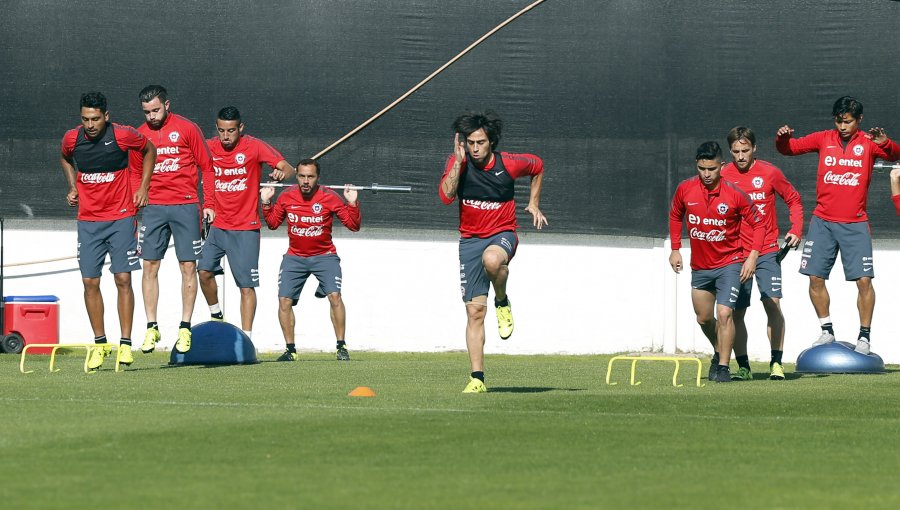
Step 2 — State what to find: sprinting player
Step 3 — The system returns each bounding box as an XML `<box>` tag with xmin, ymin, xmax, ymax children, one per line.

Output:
<box><xmin>669</xmin><ymin>141</ymin><xmax>765</xmax><ymax>383</ymax></box>
<box><xmin>776</xmin><ymin>96</ymin><xmax>900</xmax><ymax>354</ymax></box>
<box><xmin>261</xmin><ymin>159</ymin><xmax>361</xmax><ymax>361</ymax></box>
<box><xmin>721</xmin><ymin>126</ymin><xmax>803</xmax><ymax>380</ymax></box>
<box><xmin>439</xmin><ymin>111</ymin><xmax>547</xmax><ymax>394</ymax></box>
<box><xmin>130</xmin><ymin>85</ymin><xmax>216</xmax><ymax>354</ymax></box>
<box><xmin>60</xmin><ymin>92</ymin><xmax>156</xmax><ymax>370</ymax></box>
<box><xmin>198</xmin><ymin>106</ymin><xmax>295</xmax><ymax>340</ymax></box>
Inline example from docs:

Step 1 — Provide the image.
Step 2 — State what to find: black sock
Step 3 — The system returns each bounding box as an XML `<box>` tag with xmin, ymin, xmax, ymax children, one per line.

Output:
<box><xmin>94</xmin><ymin>335</ymin><xmax>107</xmax><ymax>344</ymax></box>
<box><xmin>286</xmin><ymin>344</ymin><xmax>296</xmax><ymax>353</ymax></box>
<box><xmin>771</xmin><ymin>350</ymin><xmax>783</xmax><ymax>366</ymax></box>
<box><xmin>336</xmin><ymin>340</ymin><xmax>346</xmax><ymax>349</ymax></box>
<box><xmin>859</xmin><ymin>327</ymin><xmax>871</xmax><ymax>341</ymax></box>
<box><xmin>471</xmin><ymin>371</ymin><xmax>484</xmax><ymax>382</ymax></box>
<box><xmin>120</xmin><ymin>338</ymin><xmax>132</xmax><ymax>346</ymax></box>
<box><xmin>711</xmin><ymin>352</ymin><xmax>720</xmax><ymax>366</ymax></box>
<box><xmin>736</xmin><ymin>355</ymin><xmax>750</xmax><ymax>370</ymax></box>
<box><xmin>211</xmin><ymin>311</ymin><xmax>224</xmax><ymax>320</ymax></box>
<box><xmin>179</xmin><ymin>321</ymin><xmax>191</xmax><ymax>330</ymax></box>
<box><xmin>494</xmin><ymin>296</ymin><xmax>509</xmax><ymax>308</ymax></box>
<box><xmin>821</xmin><ymin>322</ymin><xmax>834</xmax><ymax>335</ymax></box>
<box><xmin>147</xmin><ymin>322</ymin><xmax>158</xmax><ymax>330</ymax></box>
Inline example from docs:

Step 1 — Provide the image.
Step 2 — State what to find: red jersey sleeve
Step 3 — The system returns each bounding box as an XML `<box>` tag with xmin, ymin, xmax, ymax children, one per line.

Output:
<box><xmin>502</xmin><ymin>152</ymin><xmax>544</xmax><ymax>179</ymax></box>
<box><xmin>668</xmin><ymin>183</ymin><xmax>686</xmax><ymax>250</ymax></box>
<box><xmin>770</xmin><ymin>168</ymin><xmax>804</xmax><ymax>237</ymax></box>
<box><xmin>776</xmin><ymin>130</ymin><xmax>824</xmax><ymax>156</ymax></box>
<box><xmin>893</xmin><ymin>195</ymin><xmax>900</xmax><ymax>216</ymax></box>
<box><xmin>438</xmin><ymin>154</ymin><xmax>461</xmax><ymax>205</ymax></box>
<box><xmin>255</xmin><ymin>138</ymin><xmax>287</xmax><ymax>169</ymax></box>
<box><xmin>873</xmin><ymin>137</ymin><xmax>900</xmax><ymax>162</ymax></box>
<box><xmin>263</xmin><ymin>194</ymin><xmax>286</xmax><ymax>230</ymax></box>
<box><xmin>113</xmin><ymin>124</ymin><xmax>148</xmax><ymax>151</ymax></box>
<box><xmin>738</xmin><ymin>194</ymin><xmax>765</xmax><ymax>252</ymax></box>
<box><xmin>61</xmin><ymin>129</ymin><xmax>78</xmax><ymax>158</ymax></box>
<box><xmin>186</xmin><ymin>123</ymin><xmax>215</xmax><ymax>211</ymax></box>
<box><xmin>335</xmin><ymin>201</ymin><xmax>361</xmax><ymax>232</ymax></box>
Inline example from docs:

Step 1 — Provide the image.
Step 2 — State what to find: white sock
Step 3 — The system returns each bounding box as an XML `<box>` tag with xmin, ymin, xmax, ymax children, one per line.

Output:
<box><xmin>209</xmin><ymin>303</ymin><xmax>221</xmax><ymax>314</ymax></box>
<box><xmin>819</xmin><ymin>316</ymin><xmax>832</xmax><ymax>326</ymax></box>
<box><xmin>242</xmin><ymin>330</ymin><xmax>252</xmax><ymax>339</ymax></box>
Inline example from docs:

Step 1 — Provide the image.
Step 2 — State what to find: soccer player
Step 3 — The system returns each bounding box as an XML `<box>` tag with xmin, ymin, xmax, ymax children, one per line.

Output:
<box><xmin>439</xmin><ymin>111</ymin><xmax>547</xmax><ymax>394</ymax></box>
<box><xmin>721</xmin><ymin>126</ymin><xmax>803</xmax><ymax>381</ymax></box>
<box><xmin>261</xmin><ymin>159</ymin><xmax>361</xmax><ymax>361</ymax></box>
<box><xmin>198</xmin><ymin>106</ymin><xmax>295</xmax><ymax>339</ymax></box>
<box><xmin>669</xmin><ymin>141</ymin><xmax>765</xmax><ymax>383</ymax></box>
<box><xmin>60</xmin><ymin>92</ymin><xmax>156</xmax><ymax>370</ymax></box>
<box><xmin>776</xmin><ymin>96</ymin><xmax>900</xmax><ymax>355</ymax></box>
<box><xmin>130</xmin><ymin>85</ymin><xmax>216</xmax><ymax>355</ymax></box>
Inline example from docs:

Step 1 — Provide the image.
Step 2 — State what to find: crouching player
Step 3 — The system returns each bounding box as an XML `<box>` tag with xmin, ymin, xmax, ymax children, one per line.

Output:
<box><xmin>669</xmin><ymin>141</ymin><xmax>765</xmax><ymax>383</ymax></box>
<box><xmin>261</xmin><ymin>159</ymin><xmax>361</xmax><ymax>361</ymax></box>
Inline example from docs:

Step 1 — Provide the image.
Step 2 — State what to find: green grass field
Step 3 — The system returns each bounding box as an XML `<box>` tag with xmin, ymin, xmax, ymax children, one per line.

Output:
<box><xmin>3</xmin><ymin>351</ymin><xmax>900</xmax><ymax>509</ymax></box>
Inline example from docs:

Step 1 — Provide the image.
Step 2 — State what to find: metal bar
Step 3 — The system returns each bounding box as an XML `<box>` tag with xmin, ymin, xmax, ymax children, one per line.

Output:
<box><xmin>873</xmin><ymin>162</ymin><xmax>900</xmax><ymax>172</ymax></box>
<box><xmin>259</xmin><ymin>183</ymin><xmax>412</xmax><ymax>192</ymax></box>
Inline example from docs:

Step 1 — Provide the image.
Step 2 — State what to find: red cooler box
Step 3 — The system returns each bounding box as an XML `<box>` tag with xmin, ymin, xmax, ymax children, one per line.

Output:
<box><xmin>4</xmin><ymin>295</ymin><xmax>60</xmax><ymax>355</ymax></box>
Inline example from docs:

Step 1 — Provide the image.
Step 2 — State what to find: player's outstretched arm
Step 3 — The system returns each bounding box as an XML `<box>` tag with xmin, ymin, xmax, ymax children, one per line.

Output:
<box><xmin>525</xmin><ymin>173</ymin><xmax>548</xmax><ymax>229</ymax></box>
<box><xmin>134</xmin><ymin>140</ymin><xmax>156</xmax><ymax>208</ymax></box>
<box><xmin>439</xmin><ymin>133</ymin><xmax>466</xmax><ymax>201</ymax></box>
<box><xmin>269</xmin><ymin>160</ymin><xmax>296</xmax><ymax>182</ymax></box>
<box><xmin>60</xmin><ymin>155</ymin><xmax>79</xmax><ymax>207</ymax></box>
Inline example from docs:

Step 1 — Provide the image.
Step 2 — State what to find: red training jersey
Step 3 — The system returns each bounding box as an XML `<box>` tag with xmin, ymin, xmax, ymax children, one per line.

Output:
<box><xmin>207</xmin><ymin>135</ymin><xmax>286</xmax><ymax>231</ymax></box>
<box><xmin>669</xmin><ymin>177</ymin><xmax>765</xmax><ymax>271</ymax></box>
<box><xmin>263</xmin><ymin>185</ymin><xmax>361</xmax><ymax>257</ymax></box>
<box><xmin>776</xmin><ymin>129</ymin><xmax>900</xmax><ymax>222</ymax></box>
<box><xmin>129</xmin><ymin>113</ymin><xmax>215</xmax><ymax>209</ymax></box>
<box><xmin>61</xmin><ymin>123</ymin><xmax>148</xmax><ymax>222</ymax></box>
<box><xmin>438</xmin><ymin>151</ymin><xmax>543</xmax><ymax>238</ymax></box>
<box><xmin>721</xmin><ymin>159</ymin><xmax>804</xmax><ymax>256</ymax></box>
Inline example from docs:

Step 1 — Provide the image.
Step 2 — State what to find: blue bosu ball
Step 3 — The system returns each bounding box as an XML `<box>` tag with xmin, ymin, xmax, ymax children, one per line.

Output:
<box><xmin>169</xmin><ymin>321</ymin><xmax>258</xmax><ymax>365</ymax></box>
<box><xmin>795</xmin><ymin>341</ymin><xmax>884</xmax><ymax>374</ymax></box>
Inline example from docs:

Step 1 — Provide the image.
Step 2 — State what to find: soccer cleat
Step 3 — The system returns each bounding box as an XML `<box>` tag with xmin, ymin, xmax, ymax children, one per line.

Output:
<box><xmin>714</xmin><ymin>366</ymin><xmax>732</xmax><ymax>383</ymax></box>
<box><xmin>118</xmin><ymin>344</ymin><xmax>134</xmax><ymax>366</ymax></box>
<box><xmin>855</xmin><ymin>338</ymin><xmax>871</xmax><ymax>355</ymax></box>
<box><xmin>770</xmin><ymin>362</ymin><xmax>785</xmax><ymax>380</ymax></box>
<box><xmin>87</xmin><ymin>344</ymin><xmax>111</xmax><ymax>371</ymax></box>
<box><xmin>496</xmin><ymin>300</ymin><xmax>514</xmax><ymax>340</ymax></box>
<box><xmin>732</xmin><ymin>366</ymin><xmax>752</xmax><ymax>381</ymax></box>
<box><xmin>462</xmin><ymin>377</ymin><xmax>487</xmax><ymax>393</ymax></box>
<box><xmin>708</xmin><ymin>361</ymin><xmax>717</xmax><ymax>381</ymax></box>
<box><xmin>336</xmin><ymin>345</ymin><xmax>350</xmax><ymax>361</ymax></box>
<box><xmin>812</xmin><ymin>330</ymin><xmax>835</xmax><ymax>347</ymax></box>
<box><xmin>277</xmin><ymin>349</ymin><xmax>298</xmax><ymax>362</ymax></box>
<box><xmin>210</xmin><ymin>313</ymin><xmax>225</xmax><ymax>322</ymax></box>
<box><xmin>141</xmin><ymin>328</ymin><xmax>161</xmax><ymax>353</ymax></box>
<box><xmin>175</xmin><ymin>328</ymin><xmax>192</xmax><ymax>353</ymax></box>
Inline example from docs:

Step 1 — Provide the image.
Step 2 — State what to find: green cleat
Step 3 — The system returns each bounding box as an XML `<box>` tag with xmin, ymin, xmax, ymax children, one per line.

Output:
<box><xmin>118</xmin><ymin>344</ymin><xmax>134</xmax><ymax>366</ymax></box>
<box><xmin>770</xmin><ymin>362</ymin><xmax>785</xmax><ymax>380</ymax></box>
<box><xmin>496</xmin><ymin>300</ymin><xmax>514</xmax><ymax>340</ymax></box>
<box><xmin>732</xmin><ymin>366</ymin><xmax>752</xmax><ymax>381</ymax></box>
<box><xmin>141</xmin><ymin>328</ymin><xmax>160</xmax><ymax>353</ymax></box>
<box><xmin>210</xmin><ymin>314</ymin><xmax>225</xmax><ymax>322</ymax></box>
<box><xmin>277</xmin><ymin>349</ymin><xmax>298</xmax><ymax>362</ymax></box>
<box><xmin>336</xmin><ymin>345</ymin><xmax>350</xmax><ymax>361</ymax></box>
<box><xmin>462</xmin><ymin>377</ymin><xmax>487</xmax><ymax>393</ymax></box>
<box><xmin>87</xmin><ymin>344</ymin><xmax>111</xmax><ymax>371</ymax></box>
<box><xmin>175</xmin><ymin>328</ymin><xmax>192</xmax><ymax>353</ymax></box>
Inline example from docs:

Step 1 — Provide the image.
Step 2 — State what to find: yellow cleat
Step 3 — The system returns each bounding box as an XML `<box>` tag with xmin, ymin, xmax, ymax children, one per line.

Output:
<box><xmin>175</xmin><ymin>327</ymin><xmax>192</xmax><ymax>353</ymax></box>
<box><xmin>87</xmin><ymin>344</ymin><xmax>111</xmax><ymax>371</ymax></box>
<box><xmin>141</xmin><ymin>328</ymin><xmax>160</xmax><ymax>353</ymax></box>
<box><xmin>211</xmin><ymin>315</ymin><xmax>225</xmax><ymax>322</ymax></box>
<box><xmin>496</xmin><ymin>300</ymin><xmax>514</xmax><ymax>340</ymax></box>
<box><xmin>770</xmin><ymin>362</ymin><xmax>785</xmax><ymax>380</ymax></box>
<box><xmin>118</xmin><ymin>344</ymin><xmax>134</xmax><ymax>366</ymax></box>
<box><xmin>462</xmin><ymin>377</ymin><xmax>487</xmax><ymax>393</ymax></box>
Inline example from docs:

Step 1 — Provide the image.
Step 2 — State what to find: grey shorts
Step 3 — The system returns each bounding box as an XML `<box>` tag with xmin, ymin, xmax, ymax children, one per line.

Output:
<box><xmin>691</xmin><ymin>263</ymin><xmax>741</xmax><ymax>309</ymax></box>
<box><xmin>458</xmin><ymin>231</ymin><xmax>518</xmax><ymax>302</ymax></box>
<box><xmin>800</xmin><ymin>216</ymin><xmax>874</xmax><ymax>281</ymax></box>
<box><xmin>736</xmin><ymin>252</ymin><xmax>782</xmax><ymax>308</ymax></box>
<box><xmin>278</xmin><ymin>253</ymin><xmax>343</xmax><ymax>306</ymax></box>
<box><xmin>138</xmin><ymin>204</ymin><xmax>202</xmax><ymax>261</ymax></box>
<box><xmin>198</xmin><ymin>227</ymin><xmax>260</xmax><ymax>288</ymax></box>
<box><xmin>77</xmin><ymin>217</ymin><xmax>140</xmax><ymax>278</ymax></box>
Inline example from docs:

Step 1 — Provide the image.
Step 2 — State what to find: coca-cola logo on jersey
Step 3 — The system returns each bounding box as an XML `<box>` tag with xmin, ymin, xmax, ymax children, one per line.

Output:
<box><xmin>289</xmin><ymin>225</ymin><xmax>324</xmax><ymax>237</ymax></box>
<box><xmin>689</xmin><ymin>228</ymin><xmax>726</xmax><ymax>242</ymax></box>
<box><xmin>462</xmin><ymin>199</ymin><xmax>502</xmax><ymax>210</ymax></box>
<box><xmin>80</xmin><ymin>172</ymin><xmax>115</xmax><ymax>184</ymax></box>
<box><xmin>155</xmin><ymin>158</ymin><xmax>181</xmax><ymax>173</ymax></box>
<box><xmin>215</xmin><ymin>178</ymin><xmax>248</xmax><ymax>192</ymax></box>
<box><xmin>823</xmin><ymin>171</ymin><xmax>861</xmax><ymax>186</ymax></box>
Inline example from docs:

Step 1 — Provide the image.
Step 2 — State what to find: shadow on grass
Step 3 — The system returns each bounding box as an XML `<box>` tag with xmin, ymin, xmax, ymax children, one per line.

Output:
<box><xmin>489</xmin><ymin>387</ymin><xmax>586</xmax><ymax>393</ymax></box>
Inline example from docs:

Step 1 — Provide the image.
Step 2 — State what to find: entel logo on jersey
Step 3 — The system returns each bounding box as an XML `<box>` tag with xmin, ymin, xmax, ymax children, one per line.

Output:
<box><xmin>716</xmin><ymin>203</ymin><xmax>728</xmax><ymax>215</ymax></box>
<box><xmin>853</xmin><ymin>145</ymin><xmax>864</xmax><ymax>156</ymax></box>
<box><xmin>169</xmin><ymin>131</ymin><xmax>180</xmax><ymax>143</ymax></box>
<box><xmin>824</xmin><ymin>155</ymin><xmax>863</xmax><ymax>168</ymax></box>
<box><xmin>752</xmin><ymin>176</ymin><xmax>763</xmax><ymax>189</ymax></box>
<box><xmin>748</xmin><ymin>191</ymin><xmax>766</xmax><ymax>201</ymax></box>
<box><xmin>312</xmin><ymin>203</ymin><xmax>322</xmax><ymax>214</ymax></box>
<box><xmin>301</xmin><ymin>215</ymin><xmax>324</xmax><ymax>223</ymax></box>
<box><xmin>236</xmin><ymin>153</ymin><xmax>246</xmax><ymax>165</ymax></box>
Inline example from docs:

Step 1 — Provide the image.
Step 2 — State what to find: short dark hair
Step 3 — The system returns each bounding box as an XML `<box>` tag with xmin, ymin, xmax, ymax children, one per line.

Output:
<box><xmin>452</xmin><ymin>111</ymin><xmax>502</xmax><ymax>150</ymax></box>
<box><xmin>139</xmin><ymin>85</ymin><xmax>168</xmax><ymax>104</ymax></box>
<box><xmin>80</xmin><ymin>92</ymin><xmax>107</xmax><ymax>113</ymax></box>
<box><xmin>833</xmin><ymin>96</ymin><xmax>863</xmax><ymax>119</ymax></box>
<box><xmin>217</xmin><ymin>106</ymin><xmax>241</xmax><ymax>122</ymax></box>
<box><xmin>726</xmin><ymin>126</ymin><xmax>756</xmax><ymax>148</ymax></box>
<box><xmin>695</xmin><ymin>141</ymin><xmax>722</xmax><ymax>161</ymax></box>
<box><xmin>297</xmin><ymin>158</ymin><xmax>320</xmax><ymax>176</ymax></box>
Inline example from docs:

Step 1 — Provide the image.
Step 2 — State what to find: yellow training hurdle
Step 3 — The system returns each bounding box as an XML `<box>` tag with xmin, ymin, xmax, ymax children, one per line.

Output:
<box><xmin>20</xmin><ymin>344</ymin><xmax>124</xmax><ymax>374</ymax></box>
<box><xmin>605</xmin><ymin>355</ymin><xmax>704</xmax><ymax>387</ymax></box>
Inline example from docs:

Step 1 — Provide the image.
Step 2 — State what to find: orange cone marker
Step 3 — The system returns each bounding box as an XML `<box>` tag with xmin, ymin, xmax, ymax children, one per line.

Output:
<box><xmin>348</xmin><ymin>386</ymin><xmax>376</xmax><ymax>397</ymax></box>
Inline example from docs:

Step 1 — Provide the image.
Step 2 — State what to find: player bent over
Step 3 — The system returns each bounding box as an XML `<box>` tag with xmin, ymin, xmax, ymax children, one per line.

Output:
<box><xmin>261</xmin><ymin>159</ymin><xmax>361</xmax><ymax>361</ymax></box>
<box><xmin>669</xmin><ymin>141</ymin><xmax>765</xmax><ymax>383</ymax></box>
<box><xmin>776</xmin><ymin>96</ymin><xmax>900</xmax><ymax>354</ymax></box>
<box><xmin>439</xmin><ymin>111</ymin><xmax>547</xmax><ymax>393</ymax></box>
<box><xmin>721</xmin><ymin>126</ymin><xmax>803</xmax><ymax>380</ymax></box>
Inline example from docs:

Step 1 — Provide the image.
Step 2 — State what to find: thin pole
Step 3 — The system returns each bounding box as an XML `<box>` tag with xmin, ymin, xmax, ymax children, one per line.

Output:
<box><xmin>311</xmin><ymin>0</ymin><xmax>548</xmax><ymax>160</ymax></box>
